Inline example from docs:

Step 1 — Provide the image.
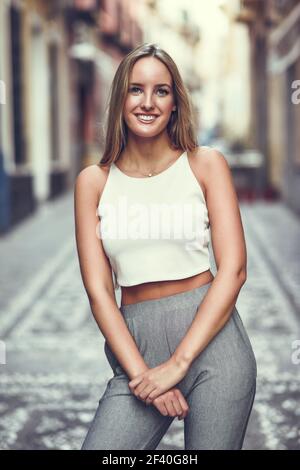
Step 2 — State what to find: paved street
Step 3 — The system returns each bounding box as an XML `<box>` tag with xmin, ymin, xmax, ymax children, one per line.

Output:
<box><xmin>0</xmin><ymin>191</ymin><xmax>299</xmax><ymax>450</ymax></box>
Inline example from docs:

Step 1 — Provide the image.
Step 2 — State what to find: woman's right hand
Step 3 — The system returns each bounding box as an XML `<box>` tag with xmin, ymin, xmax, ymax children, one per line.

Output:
<box><xmin>149</xmin><ymin>387</ymin><xmax>189</xmax><ymax>420</ymax></box>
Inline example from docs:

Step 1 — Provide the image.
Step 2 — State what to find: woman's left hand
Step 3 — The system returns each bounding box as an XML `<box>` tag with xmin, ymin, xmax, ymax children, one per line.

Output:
<box><xmin>128</xmin><ymin>357</ymin><xmax>188</xmax><ymax>404</ymax></box>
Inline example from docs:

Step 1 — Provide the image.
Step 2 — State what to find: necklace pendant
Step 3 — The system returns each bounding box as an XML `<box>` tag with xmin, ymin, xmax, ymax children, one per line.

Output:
<box><xmin>148</xmin><ymin>173</ymin><xmax>152</xmax><ymax>177</ymax></box>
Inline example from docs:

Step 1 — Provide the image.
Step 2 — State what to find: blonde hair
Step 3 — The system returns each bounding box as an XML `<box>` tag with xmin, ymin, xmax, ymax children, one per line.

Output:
<box><xmin>98</xmin><ymin>42</ymin><xmax>199</xmax><ymax>167</ymax></box>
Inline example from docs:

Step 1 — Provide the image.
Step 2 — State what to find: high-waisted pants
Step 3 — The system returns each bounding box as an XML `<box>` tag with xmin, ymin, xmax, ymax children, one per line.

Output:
<box><xmin>81</xmin><ymin>281</ymin><xmax>257</xmax><ymax>450</ymax></box>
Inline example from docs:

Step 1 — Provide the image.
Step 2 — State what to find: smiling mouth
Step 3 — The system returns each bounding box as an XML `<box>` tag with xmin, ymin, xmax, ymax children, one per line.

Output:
<box><xmin>135</xmin><ymin>114</ymin><xmax>159</xmax><ymax>124</ymax></box>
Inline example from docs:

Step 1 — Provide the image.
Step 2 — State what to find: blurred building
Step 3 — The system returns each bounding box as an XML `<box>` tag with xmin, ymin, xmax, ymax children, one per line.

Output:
<box><xmin>0</xmin><ymin>0</ymin><xmax>143</xmax><ymax>234</ymax></box>
<box><xmin>139</xmin><ymin>0</ymin><xmax>201</xmax><ymax>127</ymax></box>
<box><xmin>237</xmin><ymin>0</ymin><xmax>300</xmax><ymax>213</ymax></box>
<box><xmin>218</xmin><ymin>0</ymin><xmax>252</xmax><ymax>146</ymax></box>
<box><xmin>2</xmin><ymin>0</ymin><xmax>299</xmax><ymax>234</ymax></box>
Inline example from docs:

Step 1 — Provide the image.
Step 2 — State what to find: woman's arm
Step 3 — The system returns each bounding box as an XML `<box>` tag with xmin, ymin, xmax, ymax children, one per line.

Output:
<box><xmin>74</xmin><ymin>165</ymin><xmax>149</xmax><ymax>380</ymax></box>
<box><xmin>172</xmin><ymin>147</ymin><xmax>247</xmax><ymax>370</ymax></box>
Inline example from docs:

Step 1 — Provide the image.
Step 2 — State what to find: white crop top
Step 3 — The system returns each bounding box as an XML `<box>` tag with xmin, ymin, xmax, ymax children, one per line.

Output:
<box><xmin>97</xmin><ymin>150</ymin><xmax>211</xmax><ymax>290</ymax></box>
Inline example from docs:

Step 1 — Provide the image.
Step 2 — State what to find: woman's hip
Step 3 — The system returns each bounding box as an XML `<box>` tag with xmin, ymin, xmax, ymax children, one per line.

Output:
<box><xmin>105</xmin><ymin>281</ymin><xmax>257</xmax><ymax>386</ymax></box>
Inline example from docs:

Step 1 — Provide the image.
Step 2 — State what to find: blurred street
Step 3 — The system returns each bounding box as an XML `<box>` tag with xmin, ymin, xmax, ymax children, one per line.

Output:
<box><xmin>0</xmin><ymin>191</ymin><xmax>299</xmax><ymax>450</ymax></box>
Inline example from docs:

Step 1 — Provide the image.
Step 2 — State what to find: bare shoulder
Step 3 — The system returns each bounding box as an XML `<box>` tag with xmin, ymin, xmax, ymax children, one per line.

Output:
<box><xmin>187</xmin><ymin>146</ymin><xmax>227</xmax><ymax>199</ymax></box>
<box><xmin>74</xmin><ymin>163</ymin><xmax>110</xmax><ymax>201</ymax></box>
<box><xmin>194</xmin><ymin>145</ymin><xmax>228</xmax><ymax>169</ymax></box>
<box><xmin>189</xmin><ymin>146</ymin><xmax>231</xmax><ymax>195</ymax></box>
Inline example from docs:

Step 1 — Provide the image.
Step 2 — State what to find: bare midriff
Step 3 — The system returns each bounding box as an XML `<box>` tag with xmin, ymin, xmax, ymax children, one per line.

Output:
<box><xmin>120</xmin><ymin>269</ymin><xmax>215</xmax><ymax>306</ymax></box>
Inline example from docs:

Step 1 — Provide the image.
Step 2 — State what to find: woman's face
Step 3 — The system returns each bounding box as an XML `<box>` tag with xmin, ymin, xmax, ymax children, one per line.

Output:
<box><xmin>123</xmin><ymin>57</ymin><xmax>176</xmax><ymax>139</ymax></box>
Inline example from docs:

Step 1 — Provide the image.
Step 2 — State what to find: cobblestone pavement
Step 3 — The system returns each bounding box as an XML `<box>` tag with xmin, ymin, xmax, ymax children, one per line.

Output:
<box><xmin>0</xmin><ymin>192</ymin><xmax>299</xmax><ymax>450</ymax></box>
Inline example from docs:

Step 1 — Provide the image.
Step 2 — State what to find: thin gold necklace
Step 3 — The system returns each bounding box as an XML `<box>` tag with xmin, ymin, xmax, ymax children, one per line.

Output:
<box><xmin>118</xmin><ymin>155</ymin><xmax>181</xmax><ymax>177</ymax></box>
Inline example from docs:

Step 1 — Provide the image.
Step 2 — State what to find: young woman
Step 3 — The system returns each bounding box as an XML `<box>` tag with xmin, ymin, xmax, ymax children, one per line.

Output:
<box><xmin>75</xmin><ymin>43</ymin><xmax>257</xmax><ymax>450</ymax></box>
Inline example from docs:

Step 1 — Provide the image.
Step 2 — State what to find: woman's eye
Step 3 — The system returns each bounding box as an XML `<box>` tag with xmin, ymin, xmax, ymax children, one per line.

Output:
<box><xmin>129</xmin><ymin>86</ymin><xmax>141</xmax><ymax>93</ymax></box>
<box><xmin>157</xmin><ymin>88</ymin><xmax>168</xmax><ymax>96</ymax></box>
<box><xmin>128</xmin><ymin>87</ymin><xmax>169</xmax><ymax>96</ymax></box>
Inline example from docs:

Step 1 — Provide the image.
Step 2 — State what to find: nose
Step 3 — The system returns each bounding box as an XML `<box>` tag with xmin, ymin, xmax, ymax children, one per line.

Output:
<box><xmin>141</xmin><ymin>91</ymin><xmax>154</xmax><ymax>111</ymax></box>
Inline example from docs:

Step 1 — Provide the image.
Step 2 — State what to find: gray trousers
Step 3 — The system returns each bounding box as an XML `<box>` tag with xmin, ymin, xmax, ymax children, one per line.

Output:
<box><xmin>81</xmin><ymin>281</ymin><xmax>257</xmax><ymax>450</ymax></box>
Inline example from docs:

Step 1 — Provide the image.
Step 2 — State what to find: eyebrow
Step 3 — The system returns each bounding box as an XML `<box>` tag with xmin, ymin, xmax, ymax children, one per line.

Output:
<box><xmin>129</xmin><ymin>82</ymin><xmax>171</xmax><ymax>88</ymax></box>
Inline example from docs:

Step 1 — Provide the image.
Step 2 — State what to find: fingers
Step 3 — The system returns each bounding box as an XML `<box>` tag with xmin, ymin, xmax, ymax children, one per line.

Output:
<box><xmin>150</xmin><ymin>396</ymin><xmax>168</xmax><ymax>416</ymax></box>
<box><xmin>168</xmin><ymin>393</ymin><xmax>182</xmax><ymax>417</ymax></box>
<box><xmin>138</xmin><ymin>383</ymin><xmax>156</xmax><ymax>402</ymax></box>
<box><xmin>151</xmin><ymin>389</ymin><xmax>189</xmax><ymax>420</ymax></box>
<box><xmin>174</xmin><ymin>389</ymin><xmax>189</xmax><ymax>420</ymax></box>
<box><xmin>166</xmin><ymin>400</ymin><xmax>182</xmax><ymax>419</ymax></box>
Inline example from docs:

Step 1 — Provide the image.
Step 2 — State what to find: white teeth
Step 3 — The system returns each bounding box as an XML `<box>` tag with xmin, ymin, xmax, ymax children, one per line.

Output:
<box><xmin>136</xmin><ymin>115</ymin><xmax>156</xmax><ymax>121</ymax></box>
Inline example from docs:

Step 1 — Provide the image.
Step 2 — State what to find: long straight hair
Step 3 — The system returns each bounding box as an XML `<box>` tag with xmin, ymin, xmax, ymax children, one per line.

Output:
<box><xmin>98</xmin><ymin>43</ymin><xmax>199</xmax><ymax>167</ymax></box>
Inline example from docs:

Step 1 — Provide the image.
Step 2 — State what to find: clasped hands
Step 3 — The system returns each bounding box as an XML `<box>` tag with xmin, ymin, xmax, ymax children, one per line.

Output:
<box><xmin>128</xmin><ymin>356</ymin><xmax>190</xmax><ymax>420</ymax></box>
